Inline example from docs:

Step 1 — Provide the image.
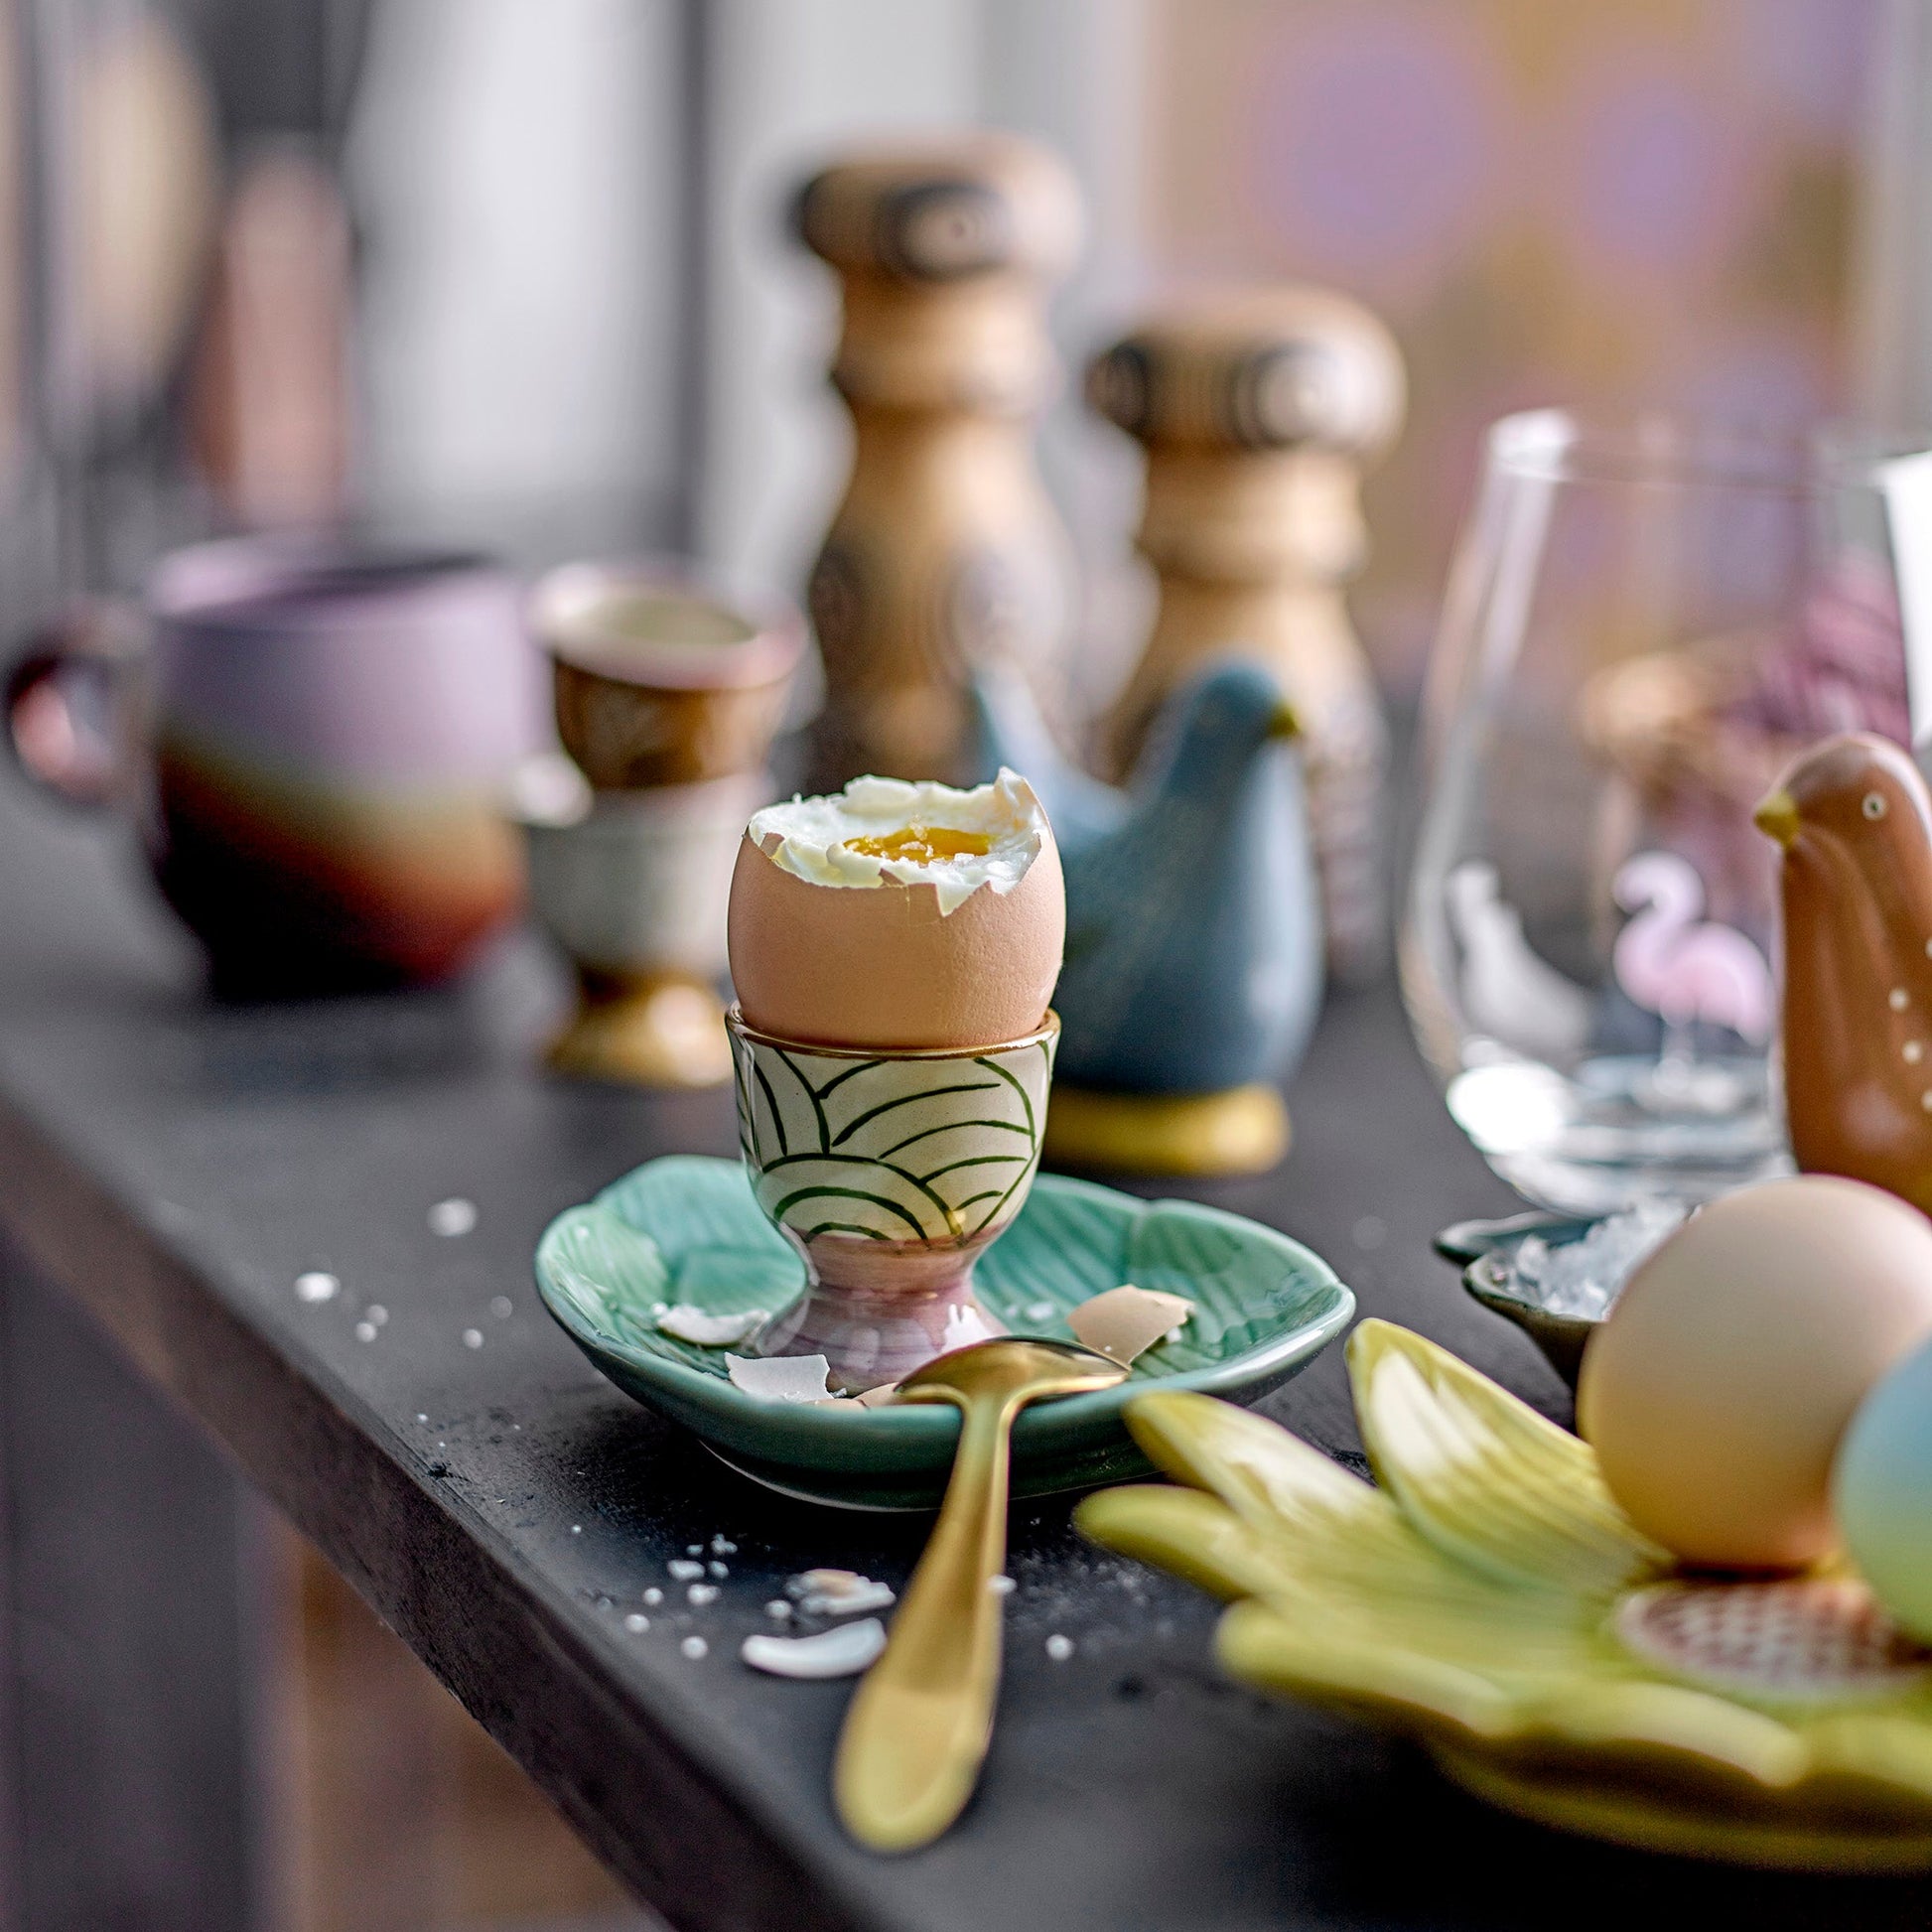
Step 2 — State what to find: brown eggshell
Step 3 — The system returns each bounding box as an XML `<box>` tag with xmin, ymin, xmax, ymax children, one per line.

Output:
<box><xmin>1577</xmin><ymin>1175</ymin><xmax>1932</xmax><ymax>1570</ymax></box>
<box><xmin>727</xmin><ymin>829</ymin><xmax>1064</xmax><ymax>1048</ymax></box>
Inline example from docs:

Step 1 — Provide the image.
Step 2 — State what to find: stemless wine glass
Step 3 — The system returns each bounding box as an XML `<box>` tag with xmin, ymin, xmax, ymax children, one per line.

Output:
<box><xmin>1403</xmin><ymin>410</ymin><xmax>1919</xmax><ymax>1213</ymax></box>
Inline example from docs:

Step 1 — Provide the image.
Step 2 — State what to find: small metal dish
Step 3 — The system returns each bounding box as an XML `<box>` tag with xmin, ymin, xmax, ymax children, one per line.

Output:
<box><xmin>1433</xmin><ymin>1211</ymin><xmax>1602</xmax><ymax>1387</ymax></box>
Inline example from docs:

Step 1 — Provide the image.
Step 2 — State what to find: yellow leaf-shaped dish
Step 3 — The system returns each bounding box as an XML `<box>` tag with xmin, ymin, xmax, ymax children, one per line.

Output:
<box><xmin>1077</xmin><ymin>1322</ymin><xmax>1932</xmax><ymax>1870</ymax></box>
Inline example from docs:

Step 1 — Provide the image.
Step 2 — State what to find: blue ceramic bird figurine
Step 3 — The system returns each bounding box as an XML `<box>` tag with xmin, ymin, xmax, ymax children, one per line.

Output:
<box><xmin>972</xmin><ymin>660</ymin><xmax>1323</xmax><ymax>1173</ymax></box>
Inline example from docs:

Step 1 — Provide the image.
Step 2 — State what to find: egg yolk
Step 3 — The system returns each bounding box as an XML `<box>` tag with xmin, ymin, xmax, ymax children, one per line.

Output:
<box><xmin>842</xmin><ymin>824</ymin><xmax>992</xmax><ymax>866</ymax></box>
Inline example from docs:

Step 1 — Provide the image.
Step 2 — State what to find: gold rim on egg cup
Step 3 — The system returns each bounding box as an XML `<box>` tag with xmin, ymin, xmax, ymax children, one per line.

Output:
<box><xmin>546</xmin><ymin>969</ymin><xmax>733</xmax><ymax>1090</ymax></box>
<box><xmin>726</xmin><ymin>1008</ymin><xmax>1058</xmax><ymax>1390</ymax></box>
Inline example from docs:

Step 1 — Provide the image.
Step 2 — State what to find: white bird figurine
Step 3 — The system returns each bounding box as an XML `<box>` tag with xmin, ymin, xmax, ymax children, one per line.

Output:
<box><xmin>1444</xmin><ymin>861</ymin><xmax>1592</xmax><ymax>1062</ymax></box>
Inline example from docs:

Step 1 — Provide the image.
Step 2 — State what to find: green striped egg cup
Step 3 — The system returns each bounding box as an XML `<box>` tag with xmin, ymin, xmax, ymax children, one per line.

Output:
<box><xmin>726</xmin><ymin>1008</ymin><xmax>1058</xmax><ymax>1390</ymax></box>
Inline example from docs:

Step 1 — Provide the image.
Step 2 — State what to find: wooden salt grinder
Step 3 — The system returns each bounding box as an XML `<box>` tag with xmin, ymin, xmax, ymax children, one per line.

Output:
<box><xmin>794</xmin><ymin>137</ymin><xmax>1083</xmax><ymax>790</ymax></box>
<box><xmin>1088</xmin><ymin>290</ymin><xmax>1405</xmax><ymax>979</ymax></box>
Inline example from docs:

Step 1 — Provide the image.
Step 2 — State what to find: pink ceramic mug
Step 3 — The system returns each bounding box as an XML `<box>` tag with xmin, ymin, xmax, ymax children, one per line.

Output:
<box><xmin>5</xmin><ymin>536</ymin><xmax>542</xmax><ymax>995</ymax></box>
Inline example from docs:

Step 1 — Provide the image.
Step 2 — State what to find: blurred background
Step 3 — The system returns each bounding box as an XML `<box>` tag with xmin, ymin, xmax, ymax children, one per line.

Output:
<box><xmin>0</xmin><ymin>0</ymin><xmax>1922</xmax><ymax>1927</ymax></box>
<box><xmin>2</xmin><ymin>0</ymin><xmax>1906</xmax><ymax>705</ymax></box>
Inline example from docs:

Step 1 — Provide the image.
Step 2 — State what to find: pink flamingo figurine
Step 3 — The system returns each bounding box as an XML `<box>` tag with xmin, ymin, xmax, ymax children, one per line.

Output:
<box><xmin>1611</xmin><ymin>851</ymin><xmax>1774</xmax><ymax>1049</ymax></box>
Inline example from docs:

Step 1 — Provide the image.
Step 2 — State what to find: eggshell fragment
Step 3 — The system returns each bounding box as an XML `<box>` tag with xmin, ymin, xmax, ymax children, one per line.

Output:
<box><xmin>1835</xmin><ymin>1336</ymin><xmax>1932</xmax><ymax>1642</ymax></box>
<box><xmin>785</xmin><ymin>1569</ymin><xmax>896</xmax><ymax>1616</ymax></box>
<box><xmin>1067</xmin><ymin>1285</ymin><xmax>1194</xmax><ymax>1366</ymax></box>
<box><xmin>1578</xmin><ymin>1176</ymin><xmax>1932</xmax><ymax>1570</ymax></box>
<box><xmin>742</xmin><ymin>1617</ymin><xmax>887</xmax><ymax>1679</ymax></box>
<box><xmin>726</xmin><ymin>771</ymin><xmax>1064</xmax><ymax>1049</ymax></box>
<box><xmin>656</xmin><ymin>1305</ymin><xmax>766</xmax><ymax>1346</ymax></box>
<box><xmin>725</xmin><ymin>1353</ymin><xmax>835</xmax><ymax>1402</ymax></box>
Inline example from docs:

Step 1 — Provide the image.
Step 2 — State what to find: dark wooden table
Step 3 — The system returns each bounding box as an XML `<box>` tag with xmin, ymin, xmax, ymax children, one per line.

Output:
<box><xmin>0</xmin><ymin>770</ymin><xmax>1925</xmax><ymax>1932</ymax></box>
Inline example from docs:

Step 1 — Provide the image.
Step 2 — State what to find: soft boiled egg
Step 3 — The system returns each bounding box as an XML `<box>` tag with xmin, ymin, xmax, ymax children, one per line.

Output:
<box><xmin>727</xmin><ymin>767</ymin><xmax>1063</xmax><ymax>1049</ymax></box>
<box><xmin>1577</xmin><ymin>1175</ymin><xmax>1932</xmax><ymax>1571</ymax></box>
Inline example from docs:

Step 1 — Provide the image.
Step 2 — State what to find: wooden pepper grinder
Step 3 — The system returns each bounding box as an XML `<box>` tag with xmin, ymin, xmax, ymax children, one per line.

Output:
<box><xmin>1088</xmin><ymin>289</ymin><xmax>1405</xmax><ymax>979</ymax></box>
<box><xmin>794</xmin><ymin>136</ymin><xmax>1083</xmax><ymax>790</ymax></box>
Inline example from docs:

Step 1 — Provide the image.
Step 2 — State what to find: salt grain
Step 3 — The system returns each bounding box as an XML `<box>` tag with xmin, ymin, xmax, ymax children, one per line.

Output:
<box><xmin>711</xmin><ymin>1536</ymin><xmax>737</xmax><ymax>1555</ymax></box>
<box><xmin>462</xmin><ymin>1328</ymin><xmax>483</xmax><ymax>1349</ymax></box>
<box><xmin>989</xmin><ymin>1576</ymin><xmax>1016</xmax><ymax>1596</ymax></box>
<box><xmin>295</xmin><ymin>1271</ymin><xmax>339</xmax><ymax>1304</ymax></box>
<box><xmin>624</xmin><ymin>1613</ymin><xmax>649</xmax><ymax>1632</ymax></box>
<box><xmin>429</xmin><ymin>1198</ymin><xmax>478</xmax><ymax>1238</ymax></box>
<box><xmin>354</xmin><ymin>1321</ymin><xmax>377</xmax><ymax>1342</ymax></box>
<box><xmin>709</xmin><ymin>1561</ymin><xmax>729</xmax><ymax>1579</ymax></box>
<box><xmin>765</xmin><ymin>1600</ymin><xmax>792</xmax><ymax>1619</ymax></box>
<box><xmin>366</xmin><ymin>1305</ymin><xmax>387</xmax><ymax>1325</ymax></box>
<box><xmin>490</xmin><ymin>1296</ymin><xmax>513</xmax><ymax>1319</ymax></box>
<box><xmin>668</xmin><ymin>1560</ymin><xmax>705</xmax><ymax>1581</ymax></box>
<box><xmin>1045</xmin><ymin>1634</ymin><xmax>1074</xmax><ymax>1661</ymax></box>
<box><xmin>687</xmin><ymin>1584</ymin><xmax>720</xmax><ymax>1606</ymax></box>
<box><xmin>680</xmin><ymin>1636</ymin><xmax>708</xmax><ymax>1659</ymax></box>
<box><xmin>643</xmin><ymin>1588</ymin><xmax>663</xmax><ymax>1607</ymax></box>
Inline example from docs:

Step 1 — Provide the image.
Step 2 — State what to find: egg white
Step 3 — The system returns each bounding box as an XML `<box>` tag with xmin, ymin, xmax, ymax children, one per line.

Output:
<box><xmin>748</xmin><ymin>767</ymin><xmax>1046</xmax><ymax>915</ymax></box>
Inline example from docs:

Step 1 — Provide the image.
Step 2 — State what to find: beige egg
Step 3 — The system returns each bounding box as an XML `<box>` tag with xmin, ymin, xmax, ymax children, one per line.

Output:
<box><xmin>727</xmin><ymin>769</ymin><xmax>1064</xmax><ymax>1049</ymax></box>
<box><xmin>1577</xmin><ymin>1175</ymin><xmax>1932</xmax><ymax>1570</ymax></box>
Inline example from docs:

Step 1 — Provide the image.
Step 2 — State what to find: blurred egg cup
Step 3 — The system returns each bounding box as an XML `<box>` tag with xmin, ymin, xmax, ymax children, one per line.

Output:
<box><xmin>521</xmin><ymin>561</ymin><xmax>805</xmax><ymax>1087</ymax></box>
<box><xmin>514</xmin><ymin>762</ymin><xmax>765</xmax><ymax>1087</ymax></box>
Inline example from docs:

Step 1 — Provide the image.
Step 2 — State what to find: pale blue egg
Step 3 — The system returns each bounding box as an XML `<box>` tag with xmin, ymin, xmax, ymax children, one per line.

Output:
<box><xmin>1835</xmin><ymin>1334</ymin><xmax>1932</xmax><ymax>1643</ymax></box>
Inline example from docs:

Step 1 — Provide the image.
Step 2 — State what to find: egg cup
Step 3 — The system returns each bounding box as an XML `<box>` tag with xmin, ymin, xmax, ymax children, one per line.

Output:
<box><xmin>533</xmin><ymin>561</ymin><xmax>806</xmax><ymax>790</ymax></box>
<box><xmin>518</xmin><ymin>770</ymin><xmax>765</xmax><ymax>1088</ymax></box>
<box><xmin>727</xmin><ymin>1009</ymin><xmax>1058</xmax><ymax>1390</ymax></box>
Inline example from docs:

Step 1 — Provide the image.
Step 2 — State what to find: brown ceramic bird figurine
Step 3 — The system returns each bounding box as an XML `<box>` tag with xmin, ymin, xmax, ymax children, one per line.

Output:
<box><xmin>1756</xmin><ymin>732</ymin><xmax>1932</xmax><ymax>1214</ymax></box>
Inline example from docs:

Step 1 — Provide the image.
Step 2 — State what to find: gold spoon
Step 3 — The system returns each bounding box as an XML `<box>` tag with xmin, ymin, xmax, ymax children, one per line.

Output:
<box><xmin>833</xmin><ymin>1337</ymin><xmax>1128</xmax><ymax>1853</ymax></box>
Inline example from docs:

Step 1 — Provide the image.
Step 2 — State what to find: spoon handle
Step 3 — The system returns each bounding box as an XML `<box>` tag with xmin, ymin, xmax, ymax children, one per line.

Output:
<box><xmin>834</xmin><ymin>1392</ymin><xmax>1016</xmax><ymax>1851</ymax></box>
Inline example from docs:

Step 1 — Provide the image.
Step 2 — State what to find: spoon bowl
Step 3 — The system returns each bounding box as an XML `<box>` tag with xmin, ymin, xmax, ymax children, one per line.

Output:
<box><xmin>834</xmin><ymin>1338</ymin><xmax>1127</xmax><ymax>1852</ymax></box>
<box><xmin>895</xmin><ymin>1335</ymin><xmax>1127</xmax><ymax>1410</ymax></box>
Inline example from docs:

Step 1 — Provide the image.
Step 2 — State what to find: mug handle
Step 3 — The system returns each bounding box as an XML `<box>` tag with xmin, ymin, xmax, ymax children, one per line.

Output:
<box><xmin>4</xmin><ymin>601</ymin><xmax>142</xmax><ymax>808</ymax></box>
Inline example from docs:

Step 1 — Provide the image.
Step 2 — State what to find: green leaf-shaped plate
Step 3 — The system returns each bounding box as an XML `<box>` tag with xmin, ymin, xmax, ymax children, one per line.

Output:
<box><xmin>535</xmin><ymin>1156</ymin><xmax>1354</xmax><ymax>1509</ymax></box>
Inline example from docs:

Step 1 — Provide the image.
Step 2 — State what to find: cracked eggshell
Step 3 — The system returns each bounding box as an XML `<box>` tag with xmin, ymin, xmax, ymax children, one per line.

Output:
<box><xmin>1068</xmin><ymin>1285</ymin><xmax>1193</xmax><ymax>1366</ymax></box>
<box><xmin>742</xmin><ymin>1617</ymin><xmax>887</xmax><ymax>1679</ymax></box>
<box><xmin>726</xmin><ymin>775</ymin><xmax>1063</xmax><ymax>1049</ymax></box>
<box><xmin>725</xmin><ymin>1352</ymin><xmax>836</xmax><ymax>1402</ymax></box>
<box><xmin>1578</xmin><ymin>1175</ymin><xmax>1932</xmax><ymax>1570</ymax></box>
